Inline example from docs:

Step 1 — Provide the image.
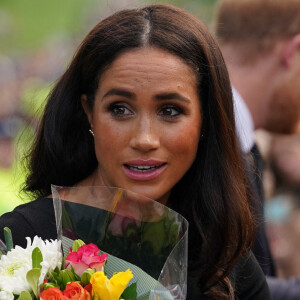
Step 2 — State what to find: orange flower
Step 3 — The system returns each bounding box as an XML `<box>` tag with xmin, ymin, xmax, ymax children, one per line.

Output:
<box><xmin>40</xmin><ymin>287</ymin><xmax>68</xmax><ymax>300</ymax></box>
<box><xmin>63</xmin><ymin>282</ymin><xmax>91</xmax><ymax>300</ymax></box>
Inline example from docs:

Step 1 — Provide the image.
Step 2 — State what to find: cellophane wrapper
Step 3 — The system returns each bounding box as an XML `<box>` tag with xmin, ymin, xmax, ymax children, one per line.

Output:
<box><xmin>52</xmin><ymin>185</ymin><xmax>188</xmax><ymax>300</ymax></box>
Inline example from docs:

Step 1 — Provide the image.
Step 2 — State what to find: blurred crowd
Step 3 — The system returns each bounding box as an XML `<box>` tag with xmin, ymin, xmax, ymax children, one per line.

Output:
<box><xmin>256</xmin><ymin>130</ymin><xmax>300</xmax><ymax>278</ymax></box>
<box><xmin>0</xmin><ymin>34</ymin><xmax>75</xmax><ymax>212</ymax></box>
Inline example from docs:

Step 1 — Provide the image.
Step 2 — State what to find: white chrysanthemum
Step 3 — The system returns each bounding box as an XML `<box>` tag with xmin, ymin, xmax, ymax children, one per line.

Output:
<box><xmin>0</xmin><ymin>236</ymin><xmax>62</xmax><ymax>295</ymax></box>
<box><xmin>0</xmin><ymin>290</ymin><xmax>14</xmax><ymax>300</ymax></box>
<box><xmin>0</xmin><ymin>244</ymin><xmax>32</xmax><ymax>294</ymax></box>
<box><xmin>29</xmin><ymin>236</ymin><xmax>62</xmax><ymax>285</ymax></box>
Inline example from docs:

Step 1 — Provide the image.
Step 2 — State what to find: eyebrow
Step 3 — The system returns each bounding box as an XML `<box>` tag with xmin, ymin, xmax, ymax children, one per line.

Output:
<box><xmin>102</xmin><ymin>89</ymin><xmax>190</xmax><ymax>103</ymax></box>
<box><xmin>155</xmin><ymin>93</ymin><xmax>191</xmax><ymax>103</ymax></box>
<box><xmin>102</xmin><ymin>89</ymin><xmax>136</xmax><ymax>100</ymax></box>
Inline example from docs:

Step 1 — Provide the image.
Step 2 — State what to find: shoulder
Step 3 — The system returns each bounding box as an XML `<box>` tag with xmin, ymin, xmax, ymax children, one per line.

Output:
<box><xmin>0</xmin><ymin>198</ymin><xmax>57</xmax><ymax>248</ymax></box>
<box><xmin>233</xmin><ymin>251</ymin><xmax>272</xmax><ymax>300</ymax></box>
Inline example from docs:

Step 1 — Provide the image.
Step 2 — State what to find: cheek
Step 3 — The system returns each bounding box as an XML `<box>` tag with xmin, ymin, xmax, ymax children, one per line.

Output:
<box><xmin>165</xmin><ymin>121</ymin><xmax>201</xmax><ymax>159</ymax></box>
<box><xmin>94</xmin><ymin>121</ymin><xmax>128</xmax><ymax>154</ymax></box>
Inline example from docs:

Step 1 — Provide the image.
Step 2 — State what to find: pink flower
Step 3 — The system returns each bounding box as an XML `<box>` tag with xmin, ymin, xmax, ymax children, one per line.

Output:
<box><xmin>108</xmin><ymin>214</ymin><xmax>140</xmax><ymax>236</ymax></box>
<box><xmin>65</xmin><ymin>244</ymin><xmax>108</xmax><ymax>276</ymax></box>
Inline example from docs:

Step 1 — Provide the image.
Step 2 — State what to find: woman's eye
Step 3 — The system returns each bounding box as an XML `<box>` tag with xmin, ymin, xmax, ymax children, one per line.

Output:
<box><xmin>159</xmin><ymin>106</ymin><xmax>182</xmax><ymax>118</ymax></box>
<box><xmin>109</xmin><ymin>104</ymin><xmax>133</xmax><ymax>117</ymax></box>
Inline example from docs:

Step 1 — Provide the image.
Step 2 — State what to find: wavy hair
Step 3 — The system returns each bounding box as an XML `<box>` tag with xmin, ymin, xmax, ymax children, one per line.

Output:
<box><xmin>23</xmin><ymin>4</ymin><xmax>255</xmax><ymax>298</ymax></box>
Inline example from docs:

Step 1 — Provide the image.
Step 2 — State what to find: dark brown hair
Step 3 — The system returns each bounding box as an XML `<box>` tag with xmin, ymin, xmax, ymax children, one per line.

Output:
<box><xmin>215</xmin><ymin>0</ymin><xmax>300</xmax><ymax>58</ymax></box>
<box><xmin>24</xmin><ymin>4</ymin><xmax>255</xmax><ymax>298</ymax></box>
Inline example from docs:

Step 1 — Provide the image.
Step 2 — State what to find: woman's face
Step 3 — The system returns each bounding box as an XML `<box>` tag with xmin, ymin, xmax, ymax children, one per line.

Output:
<box><xmin>82</xmin><ymin>47</ymin><xmax>202</xmax><ymax>204</ymax></box>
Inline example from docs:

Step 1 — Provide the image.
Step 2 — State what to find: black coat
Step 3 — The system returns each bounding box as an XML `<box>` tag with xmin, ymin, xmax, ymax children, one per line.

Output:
<box><xmin>247</xmin><ymin>144</ymin><xmax>276</xmax><ymax>276</ymax></box>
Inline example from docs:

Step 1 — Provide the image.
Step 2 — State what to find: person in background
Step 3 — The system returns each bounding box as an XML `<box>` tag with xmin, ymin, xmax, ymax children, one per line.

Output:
<box><xmin>215</xmin><ymin>0</ymin><xmax>300</xmax><ymax>299</ymax></box>
<box><xmin>271</xmin><ymin>133</ymin><xmax>300</xmax><ymax>189</ymax></box>
<box><xmin>0</xmin><ymin>4</ymin><xmax>271</xmax><ymax>299</ymax></box>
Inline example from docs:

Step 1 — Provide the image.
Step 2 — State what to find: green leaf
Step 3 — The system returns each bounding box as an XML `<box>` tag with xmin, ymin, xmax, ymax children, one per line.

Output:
<box><xmin>3</xmin><ymin>227</ymin><xmax>13</xmax><ymax>251</ymax></box>
<box><xmin>81</xmin><ymin>268</ymin><xmax>94</xmax><ymax>286</ymax></box>
<box><xmin>60</xmin><ymin>269</ymin><xmax>76</xmax><ymax>289</ymax></box>
<box><xmin>17</xmin><ymin>290</ymin><xmax>33</xmax><ymax>300</ymax></box>
<box><xmin>141</xmin><ymin>221</ymin><xmax>165</xmax><ymax>254</ymax></box>
<box><xmin>26</xmin><ymin>268</ymin><xmax>41</xmax><ymax>298</ymax></box>
<box><xmin>43</xmin><ymin>282</ymin><xmax>58</xmax><ymax>290</ymax></box>
<box><xmin>32</xmin><ymin>247</ymin><xmax>43</xmax><ymax>269</ymax></box>
<box><xmin>121</xmin><ymin>282</ymin><xmax>137</xmax><ymax>300</ymax></box>
<box><xmin>72</xmin><ymin>239</ymin><xmax>85</xmax><ymax>252</ymax></box>
<box><xmin>50</xmin><ymin>269</ymin><xmax>59</xmax><ymax>281</ymax></box>
<box><xmin>62</xmin><ymin>256</ymin><xmax>66</xmax><ymax>268</ymax></box>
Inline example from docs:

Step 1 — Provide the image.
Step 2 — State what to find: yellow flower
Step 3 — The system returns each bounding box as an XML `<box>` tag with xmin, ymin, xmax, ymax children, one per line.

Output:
<box><xmin>90</xmin><ymin>269</ymin><xmax>133</xmax><ymax>300</ymax></box>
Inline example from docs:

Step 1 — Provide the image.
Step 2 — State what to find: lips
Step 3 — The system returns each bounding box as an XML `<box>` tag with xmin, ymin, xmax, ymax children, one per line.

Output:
<box><xmin>123</xmin><ymin>160</ymin><xmax>167</xmax><ymax>181</ymax></box>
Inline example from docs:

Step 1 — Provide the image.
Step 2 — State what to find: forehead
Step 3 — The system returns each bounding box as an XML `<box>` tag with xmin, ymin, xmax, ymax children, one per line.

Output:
<box><xmin>98</xmin><ymin>47</ymin><xmax>198</xmax><ymax>89</ymax></box>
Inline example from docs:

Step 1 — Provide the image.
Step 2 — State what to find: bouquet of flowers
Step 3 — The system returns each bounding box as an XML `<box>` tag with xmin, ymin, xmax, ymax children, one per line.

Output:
<box><xmin>0</xmin><ymin>227</ymin><xmax>137</xmax><ymax>300</ymax></box>
<box><xmin>52</xmin><ymin>185</ymin><xmax>188</xmax><ymax>300</ymax></box>
<box><xmin>0</xmin><ymin>185</ymin><xmax>188</xmax><ymax>299</ymax></box>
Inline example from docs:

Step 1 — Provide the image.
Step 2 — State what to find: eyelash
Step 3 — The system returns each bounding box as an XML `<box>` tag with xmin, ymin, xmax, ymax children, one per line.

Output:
<box><xmin>108</xmin><ymin>103</ymin><xmax>133</xmax><ymax>118</ymax></box>
<box><xmin>158</xmin><ymin>105</ymin><xmax>183</xmax><ymax>119</ymax></box>
<box><xmin>107</xmin><ymin>102</ymin><xmax>184</xmax><ymax>120</ymax></box>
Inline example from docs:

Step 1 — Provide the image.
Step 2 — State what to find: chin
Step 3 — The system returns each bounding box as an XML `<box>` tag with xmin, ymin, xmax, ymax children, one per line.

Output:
<box><xmin>126</xmin><ymin>186</ymin><xmax>168</xmax><ymax>204</ymax></box>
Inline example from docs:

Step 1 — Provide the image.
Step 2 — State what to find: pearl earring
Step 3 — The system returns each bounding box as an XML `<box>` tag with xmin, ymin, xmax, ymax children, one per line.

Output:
<box><xmin>89</xmin><ymin>129</ymin><xmax>94</xmax><ymax>136</ymax></box>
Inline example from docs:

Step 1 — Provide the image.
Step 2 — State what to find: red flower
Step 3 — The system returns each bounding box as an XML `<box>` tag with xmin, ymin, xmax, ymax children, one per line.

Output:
<box><xmin>65</xmin><ymin>244</ymin><xmax>108</xmax><ymax>276</ymax></box>
<box><xmin>84</xmin><ymin>284</ymin><xmax>92</xmax><ymax>294</ymax></box>
<box><xmin>63</xmin><ymin>282</ymin><xmax>91</xmax><ymax>300</ymax></box>
<box><xmin>40</xmin><ymin>279</ymin><xmax>48</xmax><ymax>292</ymax></box>
<box><xmin>40</xmin><ymin>287</ymin><xmax>68</xmax><ymax>300</ymax></box>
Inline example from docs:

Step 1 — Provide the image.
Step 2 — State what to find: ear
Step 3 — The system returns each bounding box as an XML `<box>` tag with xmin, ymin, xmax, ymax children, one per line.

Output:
<box><xmin>81</xmin><ymin>94</ymin><xmax>93</xmax><ymax>128</ymax></box>
<box><xmin>281</xmin><ymin>34</ymin><xmax>300</xmax><ymax>69</ymax></box>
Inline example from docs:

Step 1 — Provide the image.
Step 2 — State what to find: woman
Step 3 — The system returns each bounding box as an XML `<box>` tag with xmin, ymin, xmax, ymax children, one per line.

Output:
<box><xmin>0</xmin><ymin>4</ymin><xmax>271</xmax><ymax>299</ymax></box>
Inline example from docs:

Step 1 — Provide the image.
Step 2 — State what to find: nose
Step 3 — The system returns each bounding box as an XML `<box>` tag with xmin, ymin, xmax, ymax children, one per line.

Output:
<box><xmin>129</xmin><ymin>116</ymin><xmax>160</xmax><ymax>152</ymax></box>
